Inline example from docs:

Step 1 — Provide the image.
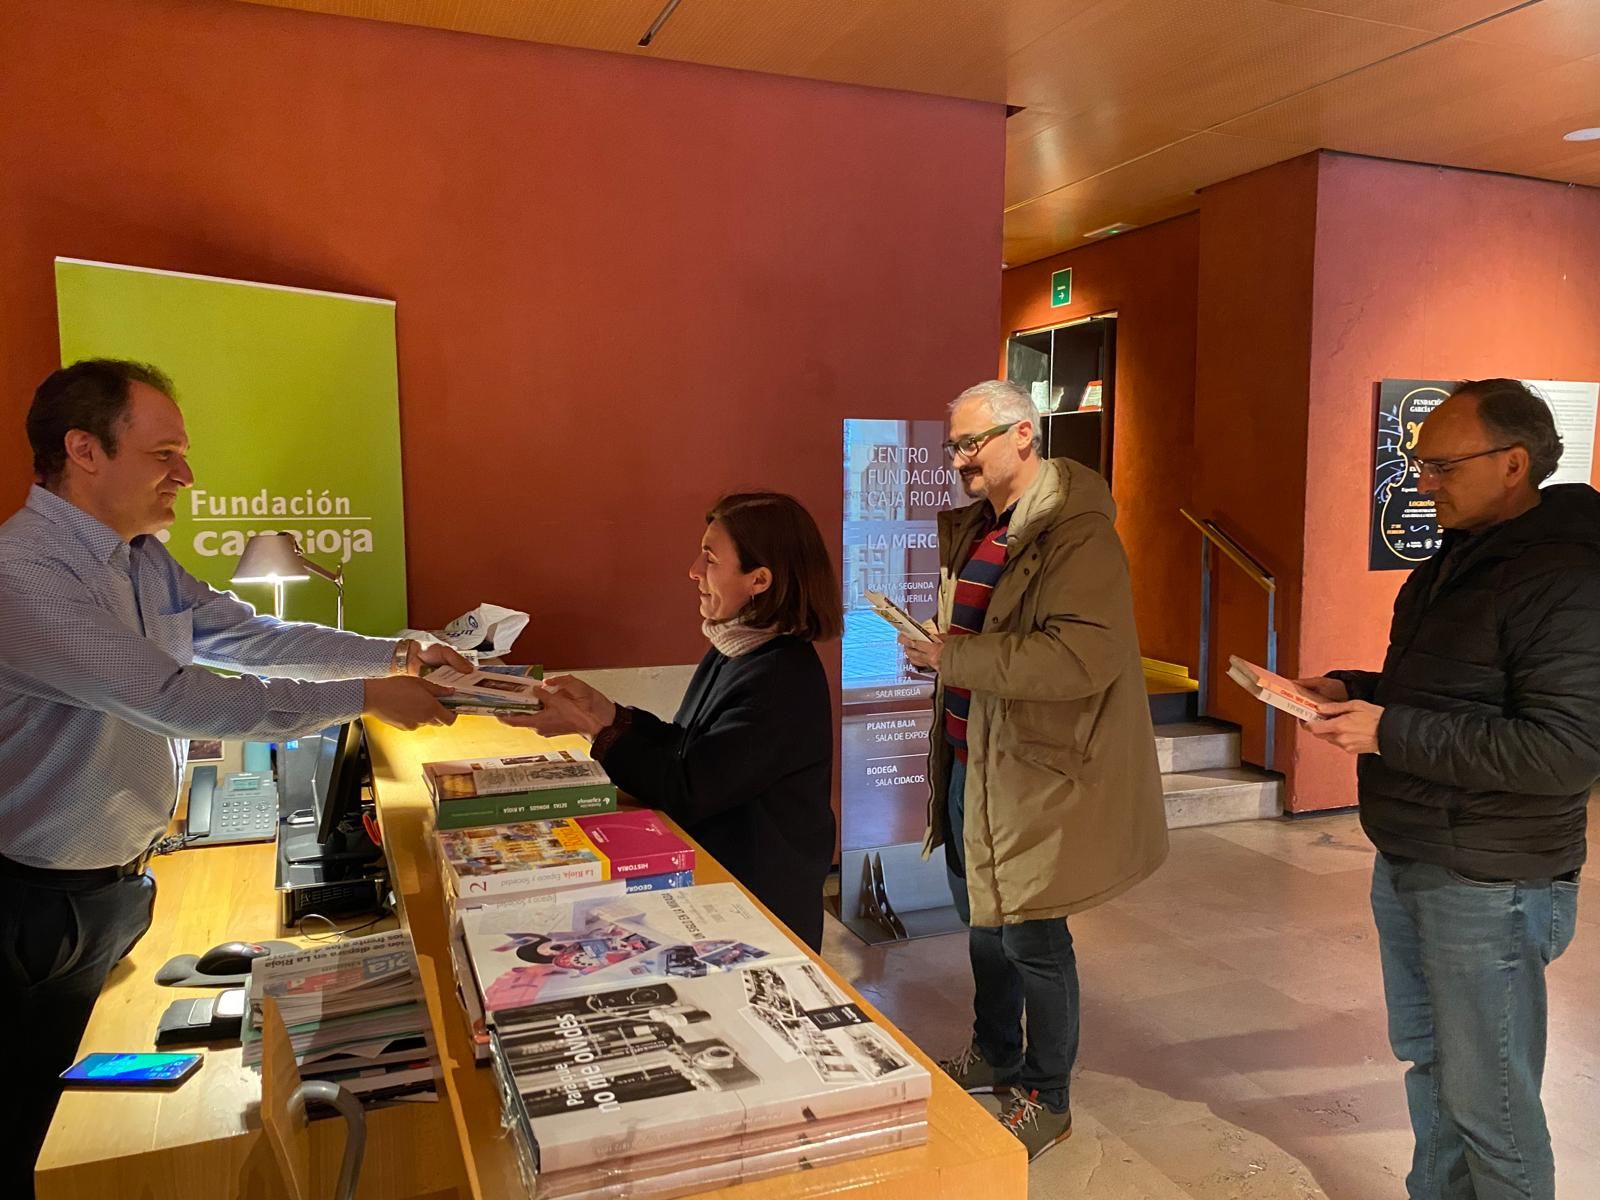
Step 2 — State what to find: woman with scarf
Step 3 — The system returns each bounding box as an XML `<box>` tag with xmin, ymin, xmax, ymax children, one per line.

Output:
<box><xmin>502</xmin><ymin>492</ymin><xmax>842</xmax><ymax>950</ymax></box>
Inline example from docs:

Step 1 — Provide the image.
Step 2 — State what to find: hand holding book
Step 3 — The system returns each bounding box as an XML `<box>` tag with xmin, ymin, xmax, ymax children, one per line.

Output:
<box><xmin>496</xmin><ymin>675</ymin><xmax>618</xmax><ymax>740</ymax></box>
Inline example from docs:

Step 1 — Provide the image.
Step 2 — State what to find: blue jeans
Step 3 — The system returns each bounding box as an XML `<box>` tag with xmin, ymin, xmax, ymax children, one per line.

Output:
<box><xmin>945</xmin><ymin>757</ymin><xmax>1079</xmax><ymax>1112</ymax></box>
<box><xmin>1371</xmin><ymin>853</ymin><xmax>1580</xmax><ymax>1200</ymax></box>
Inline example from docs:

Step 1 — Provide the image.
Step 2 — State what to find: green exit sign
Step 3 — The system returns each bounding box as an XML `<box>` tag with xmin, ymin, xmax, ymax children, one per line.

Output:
<box><xmin>1050</xmin><ymin>268</ymin><xmax>1073</xmax><ymax>307</ymax></box>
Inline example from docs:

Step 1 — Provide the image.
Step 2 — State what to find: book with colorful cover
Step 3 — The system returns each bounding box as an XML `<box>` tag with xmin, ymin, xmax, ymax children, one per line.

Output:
<box><xmin>1226</xmin><ymin>655</ymin><xmax>1329</xmax><ymax>722</ymax></box>
<box><xmin>438</xmin><ymin>811</ymin><xmax>695</xmax><ymax>904</ymax></box>
<box><xmin>460</xmin><ymin>882</ymin><xmax>802</xmax><ymax>1015</ymax></box>
<box><xmin>577</xmin><ymin>811</ymin><xmax>695</xmax><ymax>877</ymax></box>
<box><xmin>426</xmin><ymin>749</ymin><xmax>618</xmax><ymax>828</ymax></box>
<box><xmin>488</xmin><ymin>958</ymin><xmax>932</xmax><ymax>1174</ymax></box>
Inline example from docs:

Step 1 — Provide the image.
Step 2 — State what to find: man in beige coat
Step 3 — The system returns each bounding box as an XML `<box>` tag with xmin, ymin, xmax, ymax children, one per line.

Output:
<box><xmin>902</xmin><ymin>379</ymin><xmax>1168</xmax><ymax>1161</ymax></box>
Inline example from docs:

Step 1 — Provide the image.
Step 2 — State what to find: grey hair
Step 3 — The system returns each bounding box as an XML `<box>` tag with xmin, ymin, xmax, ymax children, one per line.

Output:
<box><xmin>1451</xmin><ymin>378</ymin><xmax>1564</xmax><ymax>487</ymax></box>
<box><xmin>949</xmin><ymin>379</ymin><xmax>1042</xmax><ymax>451</ymax></box>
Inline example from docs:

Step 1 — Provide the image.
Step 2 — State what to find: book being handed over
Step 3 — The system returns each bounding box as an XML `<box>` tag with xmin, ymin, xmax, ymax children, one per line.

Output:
<box><xmin>423</xmin><ymin>665</ymin><xmax>544</xmax><ymax>712</ymax></box>
<box><xmin>1226</xmin><ymin>656</ymin><xmax>1331</xmax><ymax>722</ymax></box>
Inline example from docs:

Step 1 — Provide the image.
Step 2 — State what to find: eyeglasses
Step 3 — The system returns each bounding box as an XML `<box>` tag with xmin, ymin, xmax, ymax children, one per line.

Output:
<box><xmin>1412</xmin><ymin>445</ymin><xmax>1514</xmax><ymax>478</ymax></box>
<box><xmin>941</xmin><ymin>422</ymin><xmax>1017</xmax><ymax>461</ymax></box>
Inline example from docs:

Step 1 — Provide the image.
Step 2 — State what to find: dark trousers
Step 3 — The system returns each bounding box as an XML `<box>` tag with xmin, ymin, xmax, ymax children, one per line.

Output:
<box><xmin>0</xmin><ymin>866</ymin><xmax>157</xmax><ymax>1199</ymax></box>
<box><xmin>945</xmin><ymin>757</ymin><xmax>1080</xmax><ymax>1112</ymax></box>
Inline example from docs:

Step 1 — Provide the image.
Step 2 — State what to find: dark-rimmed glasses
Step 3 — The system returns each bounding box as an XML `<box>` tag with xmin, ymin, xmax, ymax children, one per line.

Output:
<box><xmin>941</xmin><ymin>422</ymin><xmax>1017</xmax><ymax>461</ymax></box>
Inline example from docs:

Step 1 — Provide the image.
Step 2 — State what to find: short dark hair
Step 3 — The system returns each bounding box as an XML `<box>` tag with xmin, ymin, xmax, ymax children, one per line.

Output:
<box><xmin>1450</xmin><ymin>378</ymin><xmax>1564</xmax><ymax>487</ymax></box>
<box><xmin>707</xmin><ymin>492</ymin><xmax>843</xmax><ymax>642</ymax></box>
<box><xmin>28</xmin><ymin>359</ymin><xmax>176</xmax><ymax>486</ymax></box>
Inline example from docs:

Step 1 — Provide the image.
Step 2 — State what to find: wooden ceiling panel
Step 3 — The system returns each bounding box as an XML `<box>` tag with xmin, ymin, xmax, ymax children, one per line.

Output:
<box><xmin>1005</xmin><ymin>108</ymin><xmax>1198</xmax><ymax>210</ymax></box>
<box><xmin>1217</xmin><ymin>35</ymin><xmax>1575</xmax><ymax>158</ymax></box>
<box><xmin>1452</xmin><ymin>0</ymin><xmax>1600</xmax><ymax>59</ymax></box>
<box><xmin>1444</xmin><ymin>59</ymin><xmax>1600</xmax><ymax>175</ymax></box>
<box><xmin>1262</xmin><ymin>0</ymin><xmax>1519</xmax><ymax>32</ymax></box>
<box><xmin>1003</xmin><ymin>131</ymin><xmax>1310</xmax><ymax>259</ymax></box>
<box><xmin>1002</xmin><ymin>0</ymin><xmax>1430</xmax><ymax>131</ymax></box>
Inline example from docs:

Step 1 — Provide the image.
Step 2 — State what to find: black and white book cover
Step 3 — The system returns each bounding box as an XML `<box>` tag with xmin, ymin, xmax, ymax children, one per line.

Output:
<box><xmin>489</xmin><ymin>958</ymin><xmax>931</xmax><ymax>1173</ymax></box>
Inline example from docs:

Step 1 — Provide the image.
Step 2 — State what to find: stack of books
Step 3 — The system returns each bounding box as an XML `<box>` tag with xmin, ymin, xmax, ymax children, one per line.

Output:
<box><xmin>242</xmin><ymin>930</ymin><xmax>440</xmax><ymax>1103</ymax></box>
<box><xmin>427</xmin><ymin>663</ymin><xmax>547</xmax><ymax>716</ymax></box>
<box><xmin>424</xmin><ymin>748</ymin><xmax>698</xmax><ymax>1066</ymax></box>
<box><xmin>438</xmin><ymin>810</ymin><xmax>696</xmax><ymax>908</ymax></box>
<box><xmin>425</xmin><ymin>749</ymin><xmax>620</xmax><ymax>829</ymax></box>
<box><xmin>462</xmin><ymin>883</ymin><xmax>931</xmax><ymax>1197</ymax></box>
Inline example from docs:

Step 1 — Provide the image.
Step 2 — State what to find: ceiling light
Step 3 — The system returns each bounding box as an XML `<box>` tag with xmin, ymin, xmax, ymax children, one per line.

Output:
<box><xmin>1085</xmin><ymin>222</ymin><xmax>1135</xmax><ymax>239</ymax></box>
<box><xmin>1563</xmin><ymin>127</ymin><xmax>1600</xmax><ymax>142</ymax></box>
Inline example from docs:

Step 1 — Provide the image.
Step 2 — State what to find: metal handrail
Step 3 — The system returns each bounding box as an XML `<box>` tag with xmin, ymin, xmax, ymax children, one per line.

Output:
<box><xmin>1182</xmin><ymin>509</ymin><xmax>1281</xmax><ymax>772</ymax></box>
<box><xmin>1180</xmin><ymin>509</ymin><xmax>1276</xmax><ymax>593</ymax></box>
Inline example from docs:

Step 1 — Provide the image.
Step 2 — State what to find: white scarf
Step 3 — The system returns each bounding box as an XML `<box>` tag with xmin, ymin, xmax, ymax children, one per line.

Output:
<box><xmin>702</xmin><ymin>618</ymin><xmax>785</xmax><ymax>658</ymax></box>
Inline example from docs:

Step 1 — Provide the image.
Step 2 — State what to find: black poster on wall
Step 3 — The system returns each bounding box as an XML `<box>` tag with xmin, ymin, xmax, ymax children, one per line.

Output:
<box><xmin>1370</xmin><ymin>379</ymin><xmax>1452</xmax><ymax>571</ymax></box>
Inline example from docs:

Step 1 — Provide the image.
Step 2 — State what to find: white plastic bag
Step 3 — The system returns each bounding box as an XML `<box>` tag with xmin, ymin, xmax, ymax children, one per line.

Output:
<box><xmin>399</xmin><ymin>602</ymin><xmax>529</xmax><ymax>659</ymax></box>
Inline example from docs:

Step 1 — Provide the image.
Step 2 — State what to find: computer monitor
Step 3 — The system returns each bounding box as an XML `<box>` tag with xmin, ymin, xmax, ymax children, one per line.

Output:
<box><xmin>280</xmin><ymin>721</ymin><xmax>375</xmax><ymax>865</ymax></box>
<box><xmin>314</xmin><ymin>720</ymin><xmax>368</xmax><ymax>848</ymax></box>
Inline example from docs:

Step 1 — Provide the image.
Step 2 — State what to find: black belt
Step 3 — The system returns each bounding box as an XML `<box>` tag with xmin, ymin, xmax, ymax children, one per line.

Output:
<box><xmin>0</xmin><ymin>849</ymin><xmax>154</xmax><ymax>889</ymax></box>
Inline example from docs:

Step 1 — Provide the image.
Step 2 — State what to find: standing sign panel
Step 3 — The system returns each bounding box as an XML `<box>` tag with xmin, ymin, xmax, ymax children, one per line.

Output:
<box><xmin>1370</xmin><ymin>377</ymin><xmax>1599</xmax><ymax>573</ymax></box>
<box><xmin>840</xmin><ymin>420</ymin><xmax>962</xmax><ymax>853</ymax></box>
<box><xmin>55</xmin><ymin>259</ymin><xmax>406</xmax><ymax>635</ymax></box>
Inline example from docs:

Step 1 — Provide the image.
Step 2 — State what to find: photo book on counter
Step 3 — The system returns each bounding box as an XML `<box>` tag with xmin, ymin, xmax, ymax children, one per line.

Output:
<box><xmin>460</xmin><ymin>882</ymin><xmax>802</xmax><ymax>1014</ymax></box>
<box><xmin>489</xmin><ymin>957</ymin><xmax>932</xmax><ymax>1177</ymax></box>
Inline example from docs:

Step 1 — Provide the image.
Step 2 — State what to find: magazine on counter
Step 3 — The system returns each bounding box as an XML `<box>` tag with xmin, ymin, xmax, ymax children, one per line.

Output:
<box><xmin>460</xmin><ymin>882</ymin><xmax>802</xmax><ymax>1015</ymax></box>
<box><xmin>489</xmin><ymin>958</ymin><xmax>931</xmax><ymax>1173</ymax></box>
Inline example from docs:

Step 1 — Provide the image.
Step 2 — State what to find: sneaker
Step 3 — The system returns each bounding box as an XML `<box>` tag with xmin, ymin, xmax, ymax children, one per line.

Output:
<box><xmin>937</xmin><ymin>1041</ymin><xmax>1017</xmax><ymax>1095</ymax></box>
<box><xmin>997</xmin><ymin>1088</ymin><xmax>1072</xmax><ymax>1162</ymax></box>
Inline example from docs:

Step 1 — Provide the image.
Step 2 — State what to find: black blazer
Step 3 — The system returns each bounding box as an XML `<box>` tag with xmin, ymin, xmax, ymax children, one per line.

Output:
<box><xmin>599</xmin><ymin>636</ymin><xmax>834</xmax><ymax>949</ymax></box>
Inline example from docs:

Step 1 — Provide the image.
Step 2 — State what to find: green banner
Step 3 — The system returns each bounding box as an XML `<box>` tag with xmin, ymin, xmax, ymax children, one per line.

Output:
<box><xmin>55</xmin><ymin>258</ymin><xmax>406</xmax><ymax>635</ymax></box>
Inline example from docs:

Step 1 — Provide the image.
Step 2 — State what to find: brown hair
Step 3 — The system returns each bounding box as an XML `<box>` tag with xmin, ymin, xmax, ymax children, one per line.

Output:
<box><xmin>706</xmin><ymin>492</ymin><xmax>843</xmax><ymax>642</ymax></box>
<box><xmin>29</xmin><ymin>359</ymin><xmax>176</xmax><ymax>486</ymax></box>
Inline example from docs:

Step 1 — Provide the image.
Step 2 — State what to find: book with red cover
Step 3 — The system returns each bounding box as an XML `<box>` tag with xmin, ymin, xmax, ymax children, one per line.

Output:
<box><xmin>575</xmin><ymin>811</ymin><xmax>695</xmax><ymax>878</ymax></box>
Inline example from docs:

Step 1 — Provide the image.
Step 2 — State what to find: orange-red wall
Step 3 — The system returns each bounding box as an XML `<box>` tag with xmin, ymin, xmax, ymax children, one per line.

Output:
<box><xmin>1192</xmin><ymin>156</ymin><xmax>1322</xmax><ymax>781</ymax></box>
<box><xmin>1294</xmin><ymin>154</ymin><xmax>1600</xmax><ymax>809</ymax></box>
<box><xmin>0</xmin><ymin>0</ymin><xmax>1004</xmax><ymax>670</ymax></box>
<box><xmin>998</xmin><ymin>216</ymin><xmax>1201</xmax><ymax>671</ymax></box>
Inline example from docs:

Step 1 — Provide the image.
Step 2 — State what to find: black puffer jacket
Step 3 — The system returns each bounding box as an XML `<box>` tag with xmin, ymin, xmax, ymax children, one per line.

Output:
<box><xmin>1332</xmin><ymin>484</ymin><xmax>1600</xmax><ymax>880</ymax></box>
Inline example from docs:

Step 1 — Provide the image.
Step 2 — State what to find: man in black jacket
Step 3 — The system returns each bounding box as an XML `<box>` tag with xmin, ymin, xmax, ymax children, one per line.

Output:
<box><xmin>1303</xmin><ymin>379</ymin><xmax>1600</xmax><ymax>1200</ymax></box>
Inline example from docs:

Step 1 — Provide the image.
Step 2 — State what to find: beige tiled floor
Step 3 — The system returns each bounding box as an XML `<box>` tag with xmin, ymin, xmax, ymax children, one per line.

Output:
<box><xmin>822</xmin><ymin>804</ymin><xmax>1600</xmax><ymax>1199</ymax></box>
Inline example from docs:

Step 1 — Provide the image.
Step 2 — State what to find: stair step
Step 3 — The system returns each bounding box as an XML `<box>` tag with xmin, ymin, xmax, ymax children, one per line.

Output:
<box><xmin>1154</xmin><ymin>721</ymin><xmax>1240</xmax><ymax>773</ymax></box>
<box><xmin>1162</xmin><ymin>767</ymin><xmax>1282</xmax><ymax>829</ymax></box>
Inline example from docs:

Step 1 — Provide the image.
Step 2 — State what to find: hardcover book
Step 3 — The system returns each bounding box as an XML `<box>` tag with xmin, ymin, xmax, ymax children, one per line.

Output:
<box><xmin>488</xmin><ymin>958</ymin><xmax>931</xmax><ymax>1173</ymax></box>
<box><xmin>460</xmin><ymin>882</ymin><xmax>801</xmax><ymax>1014</ymax></box>
<box><xmin>438</xmin><ymin>811</ymin><xmax>695</xmax><ymax>904</ymax></box>
<box><xmin>425</xmin><ymin>750</ymin><xmax>618</xmax><ymax>828</ymax></box>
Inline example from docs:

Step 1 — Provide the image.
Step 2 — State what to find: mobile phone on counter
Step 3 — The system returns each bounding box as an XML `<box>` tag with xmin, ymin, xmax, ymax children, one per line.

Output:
<box><xmin>60</xmin><ymin>1051</ymin><xmax>203</xmax><ymax>1088</ymax></box>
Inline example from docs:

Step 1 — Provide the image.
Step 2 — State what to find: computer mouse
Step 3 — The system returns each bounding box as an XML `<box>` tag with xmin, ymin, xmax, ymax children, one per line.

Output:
<box><xmin>195</xmin><ymin>941</ymin><xmax>273</xmax><ymax>976</ymax></box>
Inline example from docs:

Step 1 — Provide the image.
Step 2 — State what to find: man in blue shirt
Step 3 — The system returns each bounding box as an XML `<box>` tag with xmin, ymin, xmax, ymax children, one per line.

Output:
<box><xmin>0</xmin><ymin>359</ymin><xmax>469</xmax><ymax>1194</ymax></box>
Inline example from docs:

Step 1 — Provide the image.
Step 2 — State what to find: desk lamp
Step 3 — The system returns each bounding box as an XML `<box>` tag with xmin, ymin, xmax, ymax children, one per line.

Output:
<box><xmin>231</xmin><ymin>532</ymin><xmax>345</xmax><ymax>628</ymax></box>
